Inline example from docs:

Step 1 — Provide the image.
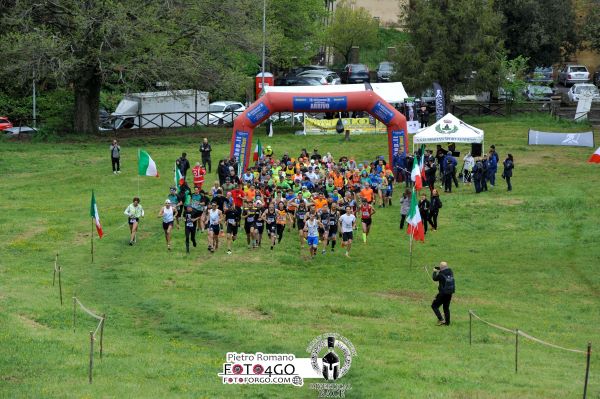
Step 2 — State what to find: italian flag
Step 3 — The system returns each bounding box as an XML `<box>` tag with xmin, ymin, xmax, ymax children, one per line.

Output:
<box><xmin>589</xmin><ymin>147</ymin><xmax>600</xmax><ymax>163</ymax></box>
<box><xmin>138</xmin><ymin>149</ymin><xmax>159</xmax><ymax>177</ymax></box>
<box><xmin>253</xmin><ymin>139</ymin><xmax>262</xmax><ymax>162</ymax></box>
<box><xmin>410</xmin><ymin>155</ymin><xmax>423</xmax><ymax>191</ymax></box>
<box><xmin>419</xmin><ymin>144</ymin><xmax>426</xmax><ymax>181</ymax></box>
<box><xmin>90</xmin><ymin>190</ymin><xmax>103</xmax><ymax>238</ymax></box>
<box><xmin>406</xmin><ymin>188</ymin><xmax>425</xmax><ymax>242</ymax></box>
<box><xmin>174</xmin><ymin>163</ymin><xmax>184</xmax><ymax>186</ymax></box>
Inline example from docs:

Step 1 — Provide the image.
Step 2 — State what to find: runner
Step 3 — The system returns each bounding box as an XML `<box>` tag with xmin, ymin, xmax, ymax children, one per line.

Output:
<box><xmin>339</xmin><ymin>206</ymin><xmax>356</xmax><ymax>258</ymax></box>
<box><xmin>275</xmin><ymin>201</ymin><xmax>287</xmax><ymax>244</ymax></box>
<box><xmin>304</xmin><ymin>212</ymin><xmax>323</xmax><ymax>259</ymax></box>
<box><xmin>182</xmin><ymin>205</ymin><xmax>200</xmax><ymax>253</ymax></box>
<box><xmin>224</xmin><ymin>202</ymin><xmax>241</xmax><ymax>254</ymax></box>
<box><xmin>318</xmin><ymin>204</ymin><xmax>330</xmax><ymax>254</ymax></box>
<box><xmin>295</xmin><ymin>201</ymin><xmax>308</xmax><ymax>248</ymax></box>
<box><xmin>285</xmin><ymin>189</ymin><xmax>297</xmax><ymax>231</ymax></box>
<box><xmin>359</xmin><ymin>200</ymin><xmax>376</xmax><ymax>243</ymax></box>
<box><xmin>158</xmin><ymin>199</ymin><xmax>178</xmax><ymax>251</ymax></box>
<box><xmin>190</xmin><ymin>187</ymin><xmax>208</xmax><ymax>232</ymax></box>
<box><xmin>206</xmin><ymin>202</ymin><xmax>222</xmax><ymax>253</ymax></box>
<box><xmin>242</xmin><ymin>201</ymin><xmax>258</xmax><ymax>249</ymax></box>
<box><xmin>124</xmin><ymin>197</ymin><xmax>144</xmax><ymax>245</ymax></box>
<box><xmin>326</xmin><ymin>203</ymin><xmax>340</xmax><ymax>252</ymax></box>
<box><xmin>262</xmin><ymin>203</ymin><xmax>278</xmax><ymax>250</ymax></box>
<box><xmin>254</xmin><ymin>200</ymin><xmax>265</xmax><ymax>248</ymax></box>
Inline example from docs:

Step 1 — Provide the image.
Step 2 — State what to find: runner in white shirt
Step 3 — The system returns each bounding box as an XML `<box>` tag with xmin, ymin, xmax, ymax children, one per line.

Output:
<box><xmin>304</xmin><ymin>212</ymin><xmax>323</xmax><ymax>259</ymax></box>
<box><xmin>339</xmin><ymin>206</ymin><xmax>356</xmax><ymax>258</ymax></box>
<box><xmin>206</xmin><ymin>202</ymin><xmax>223</xmax><ymax>253</ymax></box>
<box><xmin>158</xmin><ymin>199</ymin><xmax>178</xmax><ymax>251</ymax></box>
<box><xmin>124</xmin><ymin>197</ymin><xmax>144</xmax><ymax>246</ymax></box>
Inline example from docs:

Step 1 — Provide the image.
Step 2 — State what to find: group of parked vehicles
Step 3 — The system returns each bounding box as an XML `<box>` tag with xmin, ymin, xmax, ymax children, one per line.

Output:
<box><xmin>276</xmin><ymin>61</ymin><xmax>395</xmax><ymax>86</ymax></box>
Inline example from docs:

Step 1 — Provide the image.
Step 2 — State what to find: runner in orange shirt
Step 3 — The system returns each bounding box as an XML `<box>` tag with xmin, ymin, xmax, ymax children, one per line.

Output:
<box><xmin>313</xmin><ymin>193</ymin><xmax>328</xmax><ymax>211</ymax></box>
<box><xmin>359</xmin><ymin>184</ymin><xmax>374</xmax><ymax>204</ymax></box>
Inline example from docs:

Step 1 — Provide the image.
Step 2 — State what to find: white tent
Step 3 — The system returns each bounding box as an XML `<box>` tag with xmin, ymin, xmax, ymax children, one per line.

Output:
<box><xmin>264</xmin><ymin>82</ymin><xmax>409</xmax><ymax>104</ymax></box>
<box><xmin>413</xmin><ymin>113</ymin><xmax>484</xmax><ymax>144</ymax></box>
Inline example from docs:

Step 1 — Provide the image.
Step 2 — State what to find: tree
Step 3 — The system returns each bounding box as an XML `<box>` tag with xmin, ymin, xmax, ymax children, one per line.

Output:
<box><xmin>582</xmin><ymin>3</ymin><xmax>600</xmax><ymax>53</ymax></box>
<box><xmin>0</xmin><ymin>0</ymin><xmax>265</xmax><ymax>134</ymax></box>
<box><xmin>393</xmin><ymin>0</ymin><xmax>505</xmax><ymax>98</ymax></box>
<box><xmin>494</xmin><ymin>0</ymin><xmax>579</xmax><ymax>67</ymax></box>
<box><xmin>326</xmin><ymin>1</ymin><xmax>379</xmax><ymax>65</ymax></box>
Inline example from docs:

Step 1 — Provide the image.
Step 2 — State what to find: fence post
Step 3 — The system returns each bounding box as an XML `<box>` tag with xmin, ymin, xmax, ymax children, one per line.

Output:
<box><xmin>583</xmin><ymin>342</ymin><xmax>591</xmax><ymax>399</ymax></box>
<box><xmin>58</xmin><ymin>265</ymin><xmax>63</xmax><ymax>306</ymax></box>
<box><xmin>515</xmin><ymin>329</ymin><xmax>519</xmax><ymax>373</ymax></box>
<box><xmin>52</xmin><ymin>253</ymin><xmax>58</xmax><ymax>286</ymax></box>
<box><xmin>469</xmin><ymin>310</ymin><xmax>472</xmax><ymax>346</ymax></box>
<box><xmin>100</xmin><ymin>314</ymin><xmax>106</xmax><ymax>359</ymax></box>
<box><xmin>89</xmin><ymin>331</ymin><xmax>94</xmax><ymax>384</ymax></box>
<box><xmin>72</xmin><ymin>295</ymin><xmax>76</xmax><ymax>332</ymax></box>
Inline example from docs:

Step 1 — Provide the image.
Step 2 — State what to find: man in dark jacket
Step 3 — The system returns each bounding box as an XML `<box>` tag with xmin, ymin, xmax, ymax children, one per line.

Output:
<box><xmin>199</xmin><ymin>138</ymin><xmax>212</xmax><ymax>172</ymax></box>
<box><xmin>176</xmin><ymin>153</ymin><xmax>191</xmax><ymax>179</ymax></box>
<box><xmin>431</xmin><ymin>261</ymin><xmax>455</xmax><ymax>326</ymax></box>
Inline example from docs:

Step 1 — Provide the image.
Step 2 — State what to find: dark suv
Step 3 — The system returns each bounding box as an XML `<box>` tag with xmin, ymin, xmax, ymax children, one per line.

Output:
<box><xmin>593</xmin><ymin>70</ymin><xmax>600</xmax><ymax>88</ymax></box>
<box><xmin>341</xmin><ymin>64</ymin><xmax>370</xmax><ymax>84</ymax></box>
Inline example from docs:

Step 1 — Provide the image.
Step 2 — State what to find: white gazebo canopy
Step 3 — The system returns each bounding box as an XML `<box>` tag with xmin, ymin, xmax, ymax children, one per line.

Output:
<box><xmin>264</xmin><ymin>82</ymin><xmax>409</xmax><ymax>104</ymax></box>
<box><xmin>413</xmin><ymin>113</ymin><xmax>484</xmax><ymax>144</ymax></box>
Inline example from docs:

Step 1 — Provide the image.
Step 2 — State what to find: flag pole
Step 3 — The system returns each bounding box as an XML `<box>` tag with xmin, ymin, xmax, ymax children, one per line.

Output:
<box><xmin>137</xmin><ymin>148</ymin><xmax>140</xmax><ymax>198</ymax></box>
<box><xmin>91</xmin><ymin>214</ymin><xmax>94</xmax><ymax>264</ymax></box>
<box><xmin>409</xmin><ymin>231</ymin><xmax>414</xmax><ymax>268</ymax></box>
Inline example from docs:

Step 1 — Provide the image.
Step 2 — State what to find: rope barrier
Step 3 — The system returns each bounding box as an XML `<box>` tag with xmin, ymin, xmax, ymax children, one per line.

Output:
<box><xmin>74</xmin><ymin>297</ymin><xmax>104</xmax><ymax>321</ymax></box>
<box><xmin>469</xmin><ymin>310</ymin><xmax>587</xmax><ymax>354</ymax></box>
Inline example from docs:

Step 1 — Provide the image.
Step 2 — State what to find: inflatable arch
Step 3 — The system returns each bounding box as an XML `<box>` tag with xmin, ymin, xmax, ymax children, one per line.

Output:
<box><xmin>229</xmin><ymin>91</ymin><xmax>408</xmax><ymax>170</ymax></box>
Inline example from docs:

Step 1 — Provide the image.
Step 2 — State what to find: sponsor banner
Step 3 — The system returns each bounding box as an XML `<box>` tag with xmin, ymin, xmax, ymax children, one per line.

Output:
<box><xmin>293</xmin><ymin>96</ymin><xmax>348</xmax><ymax>112</ymax></box>
<box><xmin>528</xmin><ymin>129</ymin><xmax>594</xmax><ymax>147</ymax></box>
<box><xmin>304</xmin><ymin>117</ymin><xmax>387</xmax><ymax>135</ymax></box>
<box><xmin>246</xmin><ymin>102</ymin><xmax>270</xmax><ymax>125</ymax></box>
<box><xmin>232</xmin><ymin>130</ymin><xmax>251</xmax><ymax>166</ymax></box>
<box><xmin>433</xmin><ymin>82</ymin><xmax>446</xmax><ymax>121</ymax></box>
<box><xmin>391</xmin><ymin>130</ymin><xmax>406</xmax><ymax>156</ymax></box>
<box><xmin>407</xmin><ymin>121</ymin><xmax>420</xmax><ymax>134</ymax></box>
<box><xmin>370</xmin><ymin>101</ymin><xmax>395</xmax><ymax>124</ymax></box>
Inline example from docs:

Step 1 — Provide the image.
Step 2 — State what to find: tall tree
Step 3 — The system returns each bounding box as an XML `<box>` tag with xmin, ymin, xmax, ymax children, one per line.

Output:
<box><xmin>0</xmin><ymin>0</ymin><xmax>264</xmax><ymax>134</ymax></box>
<box><xmin>494</xmin><ymin>0</ymin><xmax>579</xmax><ymax>67</ymax></box>
<box><xmin>393</xmin><ymin>0</ymin><xmax>505</xmax><ymax>97</ymax></box>
<box><xmin>582</xmin><ymin>2</ymin><xmax>600</xmax><ymax>53</ymax></box>
<box><xmin>326</xmin><ymin>0</ymin><xmax>379</xmax><ymax>65</ymax></box>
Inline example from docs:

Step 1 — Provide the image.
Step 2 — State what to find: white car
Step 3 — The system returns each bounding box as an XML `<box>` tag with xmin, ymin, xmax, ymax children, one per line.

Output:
<box><xmin>207</xmin><ymin>101</ymin><xmax>246</xmax><ymax>126</ymax></box>
<box><xmin>567</xmin><ymin>84</ymin><xmax>600</xmax><ymax>103</ymax></box>
<box><xmin>297</xmin><ymin>70</ymin><xmax>341</xmax><ymax>85</ymax></box>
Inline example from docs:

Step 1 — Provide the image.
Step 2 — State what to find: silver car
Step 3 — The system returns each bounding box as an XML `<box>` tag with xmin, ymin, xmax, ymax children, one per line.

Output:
<box><xmin>558</xmin><ymin>65</ymin><xmax>590</xmax><ymax>86</ymax></box>
<box><xmin>566</xmin><ymin>84</ymin><xmax>600</xmax><ymax>103</ymax></box>
<box><xmin>298</xmin><ymin>70</ymin><xmax>341</xmax><ymax>85</ymax></box>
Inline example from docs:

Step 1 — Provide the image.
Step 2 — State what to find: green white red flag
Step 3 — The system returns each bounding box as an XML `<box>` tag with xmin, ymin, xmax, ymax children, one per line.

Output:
<box><xmin>253</xmin><ymin>139</ymin><xmax>263</xmax><ymax>162</ymax></box>
<box><xmin>90</xmin><ymin>190</ymin><xmax>103</xmax><ymax>238</ymax></box>
<box><xmin>138</xmin><ymin>149</ymin><xmax>159</xmax><ymax>177</ymax></box>
<box><xmin>174</xmin><ymin>163</ymin><xmax>184</xmax><ymax>186</ymax></box>
<box><xmin>406</xmin><ymin>188</ymin><xmax>424</xmax><ymax>241</ymax></box>
<box><xmin>410</xmin><ymin>155</ymin><xmax>423</xmax><ymax>191</ymax></box>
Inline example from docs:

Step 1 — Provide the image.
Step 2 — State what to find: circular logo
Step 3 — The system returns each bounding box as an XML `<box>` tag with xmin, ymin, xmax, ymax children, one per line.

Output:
<box><xmin>307</xmin><ymin>333</ymin><xmax>357</xmax><ymax>381</ymax></box>
<box><xmin>252</xmin><ymin>364</ymin><xmax>264</xmax><ymax>375</ymax></box>
<box><xmin>231</xmin><ymin>364</ymin><xmax>243</xmax><ymax>375</ymax></box>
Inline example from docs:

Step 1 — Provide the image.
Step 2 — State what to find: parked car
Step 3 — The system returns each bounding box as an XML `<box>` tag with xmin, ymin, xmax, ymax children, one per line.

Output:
<box><xmin>558</xmin><ymin>65</ymin><xmax>590</xmax><ymax>86</ymax></box>
<box><xmin>298</xmin><ymin>70</ymin><xmax>341</xmax><ymax>85</ymax></box>
<box><xmin>524</xmin><ymin>84</ymin><xmax>554</xmax><ymax>101</ymax></box>
<box><xmin>526</xmin><ymin>67</ymin><xmax>555</xmax><ymax>85</ymax></box>
<box><xmin>376</xmin><ymin>61</ymin><xmax>394</xmax><ymax>82</ymax></box>
<box><xmin>566</xmin><ymin>83</ymin><xmax>600</xmax><ymax>103</ymax></box>
<box><xmin>0</xmin><ymin>116</ymin><xmax>13</xmax><ymax>130</ymax></box>
<box><xmin>4</xmin><ymin>126</ymin><xmax>37</xmax><ymax>137</ymax></box>
<box><xmin>341</xmin><ymin>64</ymin><xmax>370</xmax><ymax>84</ymax></box>
<box><xmin>207</xmin><ymin>101</ymin><xmax>246</xmax><ymax>126</ymax></box>
<box><xmin>498</xmin><ymin>87</ymin><xmax>515</xmax><ymax>102</ymax></box>
<box><xmin>288</xmin><ymin>77</ymin><xmax>322</xmax><ymax>86</ymax></box>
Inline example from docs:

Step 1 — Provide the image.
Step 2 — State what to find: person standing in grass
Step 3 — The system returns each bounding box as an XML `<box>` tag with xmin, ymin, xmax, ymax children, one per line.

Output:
<box><xmin>158</xmin><ymin>199</ymin><xmax>178</xmax><ymax>251</ymax></box>
<box><xmin>418</xmin><ymin>193</ymin><xmax>431</xmax><ymax>235</ymax></box>
<box><xmin>399</xmin><ymin>189</ymin><xmax>411</xmax><ymax>229</ymax></box>
<box><xmin>502</xmin><ymin>154</ymin><xmax>514</xmax><ymax>192</ymax></box>
<box><xmin>124</xmin><ymin>197</ymin><xmax>144</xmax><ymax>245</ymax></box>
<box><xmin>199</xmin><ymin>137</ymin><xmax>212</xmax><ymax>173</ymax></box>
<box><xmin>110</xmin><ymin>139</ymin><xmax>121</xmax><ymax>174</ymax></box>
<box><xmin>339</xmin><ymin>206</ymin><xmax>356</xmax><ymax>258</ymax></box>
<box><xmin>431</xmin><ymin>261</ymin><xmax>455</xmax><ymax>326</ymax></box>
<box><xmin>429</xmin><ymin>189</ymin><xmax>442</xmax><ymax>231</ymax></box>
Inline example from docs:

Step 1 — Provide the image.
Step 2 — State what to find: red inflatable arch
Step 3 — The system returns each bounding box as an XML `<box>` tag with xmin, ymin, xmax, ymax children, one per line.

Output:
<box><xmin>229</xmin><ymin>91</ymin><xmax>408</xmax><ymax>170</ymax></box>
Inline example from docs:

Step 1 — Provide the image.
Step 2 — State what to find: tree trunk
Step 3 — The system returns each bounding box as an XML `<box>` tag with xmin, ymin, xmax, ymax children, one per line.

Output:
<box><xmin>74</xmin><ymin>68</ymin><xmax>101</xmax><ymax>135</ymax></box>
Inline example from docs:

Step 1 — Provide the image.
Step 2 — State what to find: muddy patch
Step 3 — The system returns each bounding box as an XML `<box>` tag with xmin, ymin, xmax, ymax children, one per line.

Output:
<box><xmin>374</xmin><ymin>290</ymin><xmax>427</xmax><ymax>301</ymax></box>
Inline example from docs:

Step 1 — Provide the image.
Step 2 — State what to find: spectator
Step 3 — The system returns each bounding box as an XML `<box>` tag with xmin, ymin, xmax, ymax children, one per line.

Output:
<box><xmin>199</xmin><ymin>138</ymin><xmax>212</xmax><ymax>172</ymax></box>
<box><xmin>110</xmin><ymin>139</ymin><xmax>121</xmax><ymax>174</ymax></box>
<box><xmin>502</xmin><ymin>154</ymin><xmax>514</xmax><ymax>192</ymax></box>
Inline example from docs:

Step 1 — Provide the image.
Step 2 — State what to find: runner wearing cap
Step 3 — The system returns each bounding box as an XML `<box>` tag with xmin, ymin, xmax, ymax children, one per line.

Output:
<box><xmin>124</xmin><ymin>197</ymin><xmax>144</xmax><ymax>245</ymax></box>
<box><xmin>158</xmin><ymin>199</ymin><xmax>178</xmax><ymax>251</ymax></box>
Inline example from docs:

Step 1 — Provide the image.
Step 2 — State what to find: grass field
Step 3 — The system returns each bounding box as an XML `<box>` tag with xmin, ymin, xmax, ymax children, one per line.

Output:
<box><xmin>0</xmin><ymin>114</ymin><xmax>599</xmax><ymax>398</ymax></box>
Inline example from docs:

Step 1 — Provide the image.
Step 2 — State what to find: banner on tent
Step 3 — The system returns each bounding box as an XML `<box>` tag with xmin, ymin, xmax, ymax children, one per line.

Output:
<box><xmin>527</xmin><ymin>130</ymin><xmax>594</xmax><ymax>147</ymax></box>
<box><xmin>407</xmin><ymin>121</ymin><xmax>420</xmax><ymax>134</ymax></box>
<box><xmin>304</xmin><ymin>117</ymin><xmax>387</xmax><ymax>135</ymax></box>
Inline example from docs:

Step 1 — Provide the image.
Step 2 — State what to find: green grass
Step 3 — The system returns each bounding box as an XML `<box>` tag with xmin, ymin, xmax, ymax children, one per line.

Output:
<box><xmin>0</xmin><ymin>115</ymin><xmax>599</xmax><ymax>398</ymax></box>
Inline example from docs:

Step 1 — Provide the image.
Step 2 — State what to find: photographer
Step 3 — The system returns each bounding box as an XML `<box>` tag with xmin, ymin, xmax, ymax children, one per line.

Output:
<box><xmin>431</xmin><ymin>261</ymin><xmax>455</xmax><ymax>326</ymax></box>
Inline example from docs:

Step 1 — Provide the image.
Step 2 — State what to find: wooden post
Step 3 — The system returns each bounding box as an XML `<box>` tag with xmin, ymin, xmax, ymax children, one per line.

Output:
<box><xmin>515</xmin><ymin>329</ymin><xmax>519</xmax><ymax>373</ymax></box>
<box><xmin>100</xmin><ymin>314</ymin><xmax>106</xmax><ymax>359</ymax></box>
<box><xmin>72</xmin><ymin>295</ymin><xmax>76</xmax><ymax>332</ymax></box>
<box><xmin>583</xmin><ymin>342</ymin><xmax>591</xmax><ymax>399</ymax></box>
<box><xmin>469</xmin><ymin>311</ymin><xmax>472</xmax><ymax>346</ymax></box>
<box><xmin>58</xmin><ymin>266</ymin><xmax>63</xmax><ymax>306</ymax></box>
<box><xmin>89</xmin><ymin>331</ymin><xmax>94</xmax><ymax>384</ymax></box>
<box><xmin>52</xmin><ymin>253</ymin><xmax>58</xmax><ymax>286</ymax></box>
<box><xmin>344</xmin><ymin>129</ymin><xmax>350</xmax><ymax>142</ymax></box>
